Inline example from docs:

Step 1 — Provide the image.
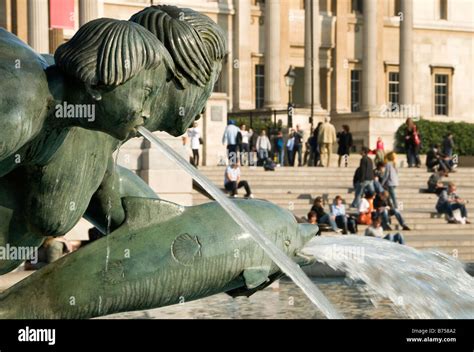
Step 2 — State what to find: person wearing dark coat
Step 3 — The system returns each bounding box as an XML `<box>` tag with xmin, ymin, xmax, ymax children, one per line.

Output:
<box><xmin>351</xmin><ymin>147</ymin><xmax>375</xmax><ymax>208</ymax></box>
<box><xmin>404</xmin><ymin>118</ymin><xmax>422</xmax><ymax>167</ymax></box>
<box><xmin>337</xmin><ymin>124</ymin><xmax>353</xmax><ymax>167</ymax></box>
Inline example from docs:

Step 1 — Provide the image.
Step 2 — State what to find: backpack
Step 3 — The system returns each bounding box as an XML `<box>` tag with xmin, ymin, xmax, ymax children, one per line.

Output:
<box><xmin>263</xmin><ymin>157</ymin><xmax>276</xmax><ymax>171</ymax></box>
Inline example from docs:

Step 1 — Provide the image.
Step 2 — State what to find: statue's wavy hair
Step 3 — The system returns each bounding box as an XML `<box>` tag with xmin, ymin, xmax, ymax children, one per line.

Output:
<box><xmin>129</xmin><ymin>5</ymin><xmax>228</xmax><ymax>88</ymax></box>
<box><xmin>54</xmin><ymin>18</ymin><xmax>175</xmax><ymax>87</ymax></box>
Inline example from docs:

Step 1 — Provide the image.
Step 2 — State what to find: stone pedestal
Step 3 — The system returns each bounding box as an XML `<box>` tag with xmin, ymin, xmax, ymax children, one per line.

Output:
<box><xmin>117</xmin><ymin>133</ymin><xmax>193</xmax><ymax>206</ymax></box>
<box><xmin>202</xmin><ymin>94</ymin><xmax>228</xmax><ymax>166</ymax></box>
<box><xmin>139</xmin><ymin>133</ymin><xmax>193</xmax><ymax>206</ymax></box>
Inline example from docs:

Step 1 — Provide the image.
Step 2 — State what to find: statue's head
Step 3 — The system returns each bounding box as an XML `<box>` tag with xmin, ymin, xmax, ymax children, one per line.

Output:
<box><xmin>54</xmin><ymin>18</ymin><xmax>174</xmax><ymax>140</ymax></box>
<box><xmin>129</xmin><ymin>5</ymin><xmax>228</xmax><ymax>136</ymax></box>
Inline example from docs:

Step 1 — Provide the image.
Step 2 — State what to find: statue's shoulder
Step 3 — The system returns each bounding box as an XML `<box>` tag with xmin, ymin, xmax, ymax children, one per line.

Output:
<box><xmin>0</xmin><ymin>29</ymin><xmax>49</xmax><ymax>70</ymax></box>
<box><xmin>0</xmin><ymin>29</ymin><xmax>53</xmax><ymax>162</ymax></box>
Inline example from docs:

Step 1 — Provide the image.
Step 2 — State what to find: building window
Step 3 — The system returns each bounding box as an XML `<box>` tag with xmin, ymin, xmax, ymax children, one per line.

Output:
<box><xmin>434</xmin><ymin>74</ymin><xmax>449</xmax><ymax>116</ymax></box>
<box><xmin>388</xmin><ymin>72</ymin><xmax>400</xmax><ymax>108</ymax></box>
<box><xmin>350</xmin><ymin>70</ymin><xmax>361</xmax><ymax>112</ymax></box>
<box><xmin>439</xmin><ymin>0</ymin><xmax>448</xmax><ymax>20</ymax></box>
<box><xmin>351</xmin><ymin>0</ymin><xmax>363</xmax><ymax>14</ymax></box>
<box><xmin>255</xmin><ymin>64</ymin><xmax>265</xmax><ymax>109</ymax></box>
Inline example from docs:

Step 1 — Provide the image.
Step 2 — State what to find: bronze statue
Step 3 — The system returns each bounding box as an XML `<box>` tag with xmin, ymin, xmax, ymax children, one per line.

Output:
<box><xmin>0</xmin><ymin>6</ymin><xmax>317</xmax><ymax>318</ymax></box>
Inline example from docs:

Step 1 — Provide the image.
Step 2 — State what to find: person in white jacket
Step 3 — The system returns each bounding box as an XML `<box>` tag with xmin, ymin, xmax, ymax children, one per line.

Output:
<box><xmin>187</xmin><ymin>121</ymin><xmax>201</xmax><ymax>167</ymax></box>
<box><xmin>256</xmin><ymin>130</ymin><xmax>271</xmax><ymax>163</ymax></box>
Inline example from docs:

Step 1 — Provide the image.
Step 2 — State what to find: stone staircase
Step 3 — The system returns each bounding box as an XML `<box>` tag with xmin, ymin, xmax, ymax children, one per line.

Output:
<box><xmin>192</xmin><ymin>161</ymin><xmax>474</xmax><ymax>262</ymax></box>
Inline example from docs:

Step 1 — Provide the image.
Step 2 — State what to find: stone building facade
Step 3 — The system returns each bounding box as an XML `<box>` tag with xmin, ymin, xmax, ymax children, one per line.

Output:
<box><xmin>1</xmin><ymin>0</ymin><xmax>473</xmax><ymax>205</ymax></box>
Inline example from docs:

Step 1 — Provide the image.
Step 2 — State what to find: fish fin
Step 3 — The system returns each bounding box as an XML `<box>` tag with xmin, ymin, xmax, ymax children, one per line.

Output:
<box><xmin>122</xmin><ymin>197</ymin><xmax>185</xmax><ymax>231</ymax></box>
<box><xmin>243</xmin><ymin>266</ymin><xmax>271</xmax><ymax>289</ymax></box>
<box><xmin>226</xmin><ymin>272</ymin><xmax>283</xmax><ymax>298</ymax></box>
<box><xmin>171</xmin><ymin>233</ymin><xmax>202</xmax><ymax>266</ymax></box>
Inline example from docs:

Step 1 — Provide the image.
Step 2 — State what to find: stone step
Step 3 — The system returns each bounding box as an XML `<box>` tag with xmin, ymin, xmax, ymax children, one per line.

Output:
<box><xmin>192</xmin><ymin>193</ymin><xmax>474</xmax><ymax>202</ymax></box>
<box><xmin>192</xmin><ymin>198</ymin><xmax>474</xmax><ymax>212</ymax></box>
<box><xmin>357</xmin><ymin>223</ymin><xmax>474</xmax><ymax>231</ymax></box>
<box><xmin>199</xmin><ymin>166</ymin><xmax>474</xmax><ymax>173</ymax></box>
<box><xmin>200</xmin><ymin>171</ymin><xmax>474</xmax><ymax>179</ymax></box>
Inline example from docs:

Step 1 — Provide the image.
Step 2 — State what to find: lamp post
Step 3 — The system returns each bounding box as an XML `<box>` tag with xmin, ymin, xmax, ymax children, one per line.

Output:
<box><xmin>284</xmin><ymin>65</ymin><xmax>296</xmax><ymax>128</ymax></box>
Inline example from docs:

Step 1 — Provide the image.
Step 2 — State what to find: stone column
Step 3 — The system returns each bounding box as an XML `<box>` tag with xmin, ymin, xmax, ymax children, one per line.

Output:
<box><xmin>304</xmin><ymin>0</ymin><xmax>322</xmax><ymax>111</ymax></box>
<box><xmin>264</xmin><ymin>0</ymin><xmax>281</xmax><ymax>108</ymax></box>
<box><xmin>79</xmin><ymin>0</ymin><xmax>103</xmax><ymax>26</ymax></box>
<box><xmin>27</xmin><ymin>0</ymin><xmax>49</xmax><ymax>53</ymax></box>
<box><xmin>0</xmin><ymin>0</ymin><xmax>12</xmax><ymax>31</ymax></box>
<box><xmin>232</xmin><ymin>0</ymin><xmax>252</xmax><ymax>110</ymax></box>
<box><xmin>399</xmin><ymin>0</ymin><xmax>414</xmax><ymax>106</ymax></box>
<box><xmin>332</xmin><ymin>0</ymin><xmax>350</xmax><ymax>113</ymax></box>
<box><xmin>362</xmin><ymin>0</ymin><xmax>377</xmax><ymax>112</ymax></box>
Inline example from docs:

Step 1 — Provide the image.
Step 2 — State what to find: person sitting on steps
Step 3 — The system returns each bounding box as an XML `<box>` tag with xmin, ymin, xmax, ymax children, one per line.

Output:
<box><xmin>310</xmin><ymin>196</ymin><xmax>341</xmax><ymax>233</ymax></box>
<box><xmin>373</xmin><ymin>191</ymin><xmax>411</xmax><ymax>231</ymax></box>
<box><xmin>357</xmin><ymin>191</ymin><xmax>374</xmax><ymax>225</ymax></box>
<box><xmin>331</xmin><ymin>195</ymin><xmax>357</xmax><ymax>234</ymax></box>
<box><xmin>364</xmin><ymin>216</ymin><xmax>405</xmax><ymax>245</ymax></box>
<box><xmin>427</xmin><ymin>169</ymin><xmax>448</xmax><ymax>194</ymax></box>
<box><xmin>436</xmin><ymin>182</ymin><xmax>470</xmax><ymax>224</ymax></box>
<box><xmin>224</xmin><ymin>161</ymin><xmax>254</xmax><ymax>199</ymax></box>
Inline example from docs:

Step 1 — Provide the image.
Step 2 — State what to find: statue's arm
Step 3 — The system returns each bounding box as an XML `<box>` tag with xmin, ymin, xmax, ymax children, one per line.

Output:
<box><xmin>84</xmin><ymin>157</ymin><xmax>158</xmax><ymax>234</ymax></box>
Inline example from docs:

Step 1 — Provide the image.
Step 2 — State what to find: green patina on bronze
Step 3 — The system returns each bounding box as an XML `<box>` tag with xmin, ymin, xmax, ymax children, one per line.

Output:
<box><xmin>0</xmin><ymin>5</ymin><xmax>317</xmax><ymax>318</ymax></box>
<box><xmin>0</xmin><ymin>199</ymin><xmax>317</xmax><ymax>319</ymax></box>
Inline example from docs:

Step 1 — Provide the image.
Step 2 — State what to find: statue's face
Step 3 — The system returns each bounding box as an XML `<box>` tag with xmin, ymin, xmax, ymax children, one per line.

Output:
<box><xmin>144</xmin><ymin>61</ymin><xmax>222</xmax><ymax>137</ymax></box>
<box><xmin>87</xmin><ymin>69</ymin><xmax>156</xmax><ymax>140</ymax></box>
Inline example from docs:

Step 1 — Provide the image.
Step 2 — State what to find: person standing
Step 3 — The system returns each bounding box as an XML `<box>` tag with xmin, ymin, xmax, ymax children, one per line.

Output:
<box><xmin>239</xmin><ymin>124</ymin><xmax>250</xmax><ymax>166</ymax></box>
<box><xmin>307</xmin><ymin>129</ymin><xmax>319</xmax><ymax>167</ymax></box>
<box><xmin>222</xmin><ymin>120</ymin><xmax>240</xmax><ymax>163</ymax></box>
<box><xmin>404</xmin><ymin>118</ymin><xmax>421</xmax><ymax>168</ymax></box>
<box><xmin>337</xmin><ymin>125</ymin><xmax>353</xmax><ymax>167</ymax></box>
<box><xmin>256</xmin><ymin>130</ymin><xmax>272</xmax><ymax>164</ymax></box>
<box><xmin>294</xmin><ymin>124</ymin><xmax>304</xmax><ymax>167</ymax></box>
<box><xmin>249</xmin><ymin>128</ymin><xmax>258</xmax><ymax>166</ymax></box>
<box><xmin>351</xmin><ymin>147</ymin><xmax>375</xmax><ymax>208</ymax></box>
<box><xmin>187</xmin><ymin>121</ymin><xmax>201</xmax><ymax>167</ymax></box>
<box><xmin>442</xmin><ymin>132</ymin><xmax>454</xmax><ymax>158</ymax></box>
<box><xmin>275</xmin><ymin>130</ymin><xmax>285</xmax><ymax>166</ymax></box>
<box><xmin>313</xmin><ymin>122</ymin><xmax>323</xmax><ymax>166</ymax></box>
<box><xmin>374</xmin><ymin>136</ymin><xmax>385</xmax><ymax>165</ymax></box>
<box><xmin>442</xmin><ymin>132</ymin><xmax>455</xmax><ymax>170</ymax></box>
<box><xmin>286</xmin><ymin>130</ymin><xmax>295</xmax><ymax>166</ymax></box>
<box><xmin>224</xmin><ymin>162</ymin><xmax>254</xmax><ymax>198</ymax></box>
<box><xmin>381</xmin><ymin>152</ymin><xmax>399</xmax><ymax>209</ymax></box>
<box><xmin>317</xmin><ymin>116</ymin><xmax>337</xmax><ymax>167</ymax></box>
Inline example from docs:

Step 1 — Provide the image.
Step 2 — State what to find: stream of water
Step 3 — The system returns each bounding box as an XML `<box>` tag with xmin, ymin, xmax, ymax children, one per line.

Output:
<box><xmin>137</xmin><ymin>127</ymin><xmax>343</xmax><ymax>319</ymax></box>
<box><xmin>301</xmin><ymin>235</ymin><xmax>474</xmax><ymax>319</ymax></box>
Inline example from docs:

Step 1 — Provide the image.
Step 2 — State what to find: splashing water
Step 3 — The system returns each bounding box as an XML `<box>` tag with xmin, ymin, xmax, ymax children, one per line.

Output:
<box><xmin>301</xmin><ymin>235</ymin><xmax>474</xmax><ymax>319</ymax></box>
<box><xmin>137</xmin><ymin>127</ymin><xmax>342</xmax><ymax>319</ymax></box>
<box><xmin>105</xmin><ymin>142</ymin><xmax>122</xmax><ymax>272</ymax></box>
